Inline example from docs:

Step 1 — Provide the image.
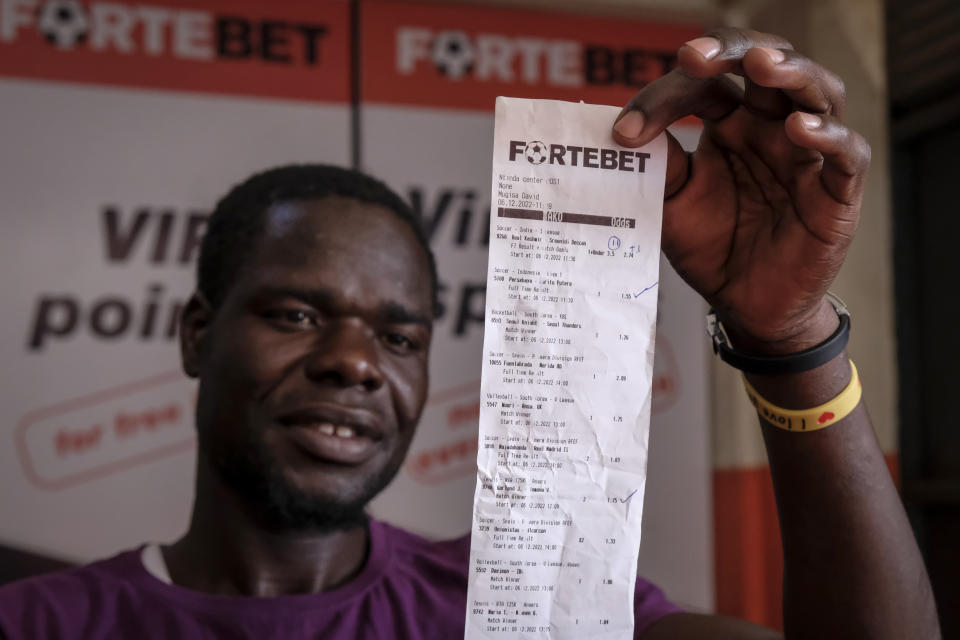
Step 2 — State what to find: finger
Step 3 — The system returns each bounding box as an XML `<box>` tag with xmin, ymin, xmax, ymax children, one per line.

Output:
<box><xmin>612</xmin><ymin>70</ymin><xmax>742</xmax><ymax>147</ymax></box>
<box><xmin>678</xmin><ymin>29</ymin><xmax>846</xmax><ymax>120</ymax></box>
<box><xmin>741</xmin><ymin>76</ymin><xmax>794</xmax><ymax>120</ymax></box>
<box><xmin>678</xmin><ymin>28</ymin><xmax>794</xmax><ymax>78</ymax></box>
<box><xmin>614</xmin><ymin>127</ymin><xmax>690</xmax><ymax>200</ymax></box>
<box><xmin>741</xmin><ymin>47</ymin><xmax>847</xmax><ymax>118</ymax></box>
<box><xmin>784</xmin><ymin>112</ymin><xmax>870</xmax><ymax>207</ymax></box>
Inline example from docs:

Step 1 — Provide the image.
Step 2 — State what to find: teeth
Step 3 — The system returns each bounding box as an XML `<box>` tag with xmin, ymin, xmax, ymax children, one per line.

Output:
<box><xmin>318</xmin><ymin>423</ymin><xmax>335</xmax><ymax>436</ymax></box>
<box><xmin>312</xmin><ymin>423</ymin><xmax>357</xmax><ymax>438</ymax></box>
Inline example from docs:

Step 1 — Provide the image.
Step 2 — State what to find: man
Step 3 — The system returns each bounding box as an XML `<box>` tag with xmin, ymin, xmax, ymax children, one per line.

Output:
<box><xmin>0</xmin><ymin>28</ymin><xmax>940</xmax><ymax>639</ymax></box>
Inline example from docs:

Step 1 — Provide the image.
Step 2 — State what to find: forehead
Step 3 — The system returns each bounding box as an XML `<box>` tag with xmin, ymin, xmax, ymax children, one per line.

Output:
<box><xmin>238</xmin><ymin>196</ymin><xmax>433</xmax><ymax>313</ymax></box>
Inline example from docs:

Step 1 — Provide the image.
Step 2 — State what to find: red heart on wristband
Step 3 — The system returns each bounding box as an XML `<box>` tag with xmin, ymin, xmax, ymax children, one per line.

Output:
<box><xmin>818</xmin><ymin>411</ymin><xmax>835</xmax><ymax>424</ymax></box>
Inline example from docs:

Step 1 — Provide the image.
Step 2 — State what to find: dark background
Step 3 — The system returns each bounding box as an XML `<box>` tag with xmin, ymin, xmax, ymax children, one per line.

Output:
<box><xmin>888</xmin><ymin>0</ymin><xmax>960</xmax><ymax>637</ymax></box>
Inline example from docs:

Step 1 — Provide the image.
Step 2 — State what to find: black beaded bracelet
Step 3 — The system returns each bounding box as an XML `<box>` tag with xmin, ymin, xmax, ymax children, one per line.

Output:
<box><xmin>705</xmin><ymin>293</ymin><xmax>851</xmax><ymax>375</ymax></box>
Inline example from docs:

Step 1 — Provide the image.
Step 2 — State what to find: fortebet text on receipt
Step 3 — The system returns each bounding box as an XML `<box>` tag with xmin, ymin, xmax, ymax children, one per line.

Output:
<box><xmin>464</xmin><ymin>97</ymin><xmax>667</xmax><ymax>640</ymax></box>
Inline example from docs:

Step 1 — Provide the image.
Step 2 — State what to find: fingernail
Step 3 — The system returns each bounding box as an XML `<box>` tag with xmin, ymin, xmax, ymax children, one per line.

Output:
<box><xmin>758</xmin><ymin>47</ymin><xmax>785</xmax><ymax>64</ymax></box>
<box><xmin>614</xmin><ymin>110</ymin><xmax>645</xmax><ymax>139</ymax></box>
<box><xmin>684</xmin><ymin>37</ymin><xmax>721</xmax><ymax>60</ymax></box>
<box><xmin>798</xmin><ymin>113</ymin><xmax>822</xmax><ymax>129</ymax></box>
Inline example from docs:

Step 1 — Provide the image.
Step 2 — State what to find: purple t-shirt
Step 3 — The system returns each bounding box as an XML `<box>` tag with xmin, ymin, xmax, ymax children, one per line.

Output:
<box><xmin>0</xmin><ymin>519</ymin><xmax>680</xmax><ymax>639</ymax></box>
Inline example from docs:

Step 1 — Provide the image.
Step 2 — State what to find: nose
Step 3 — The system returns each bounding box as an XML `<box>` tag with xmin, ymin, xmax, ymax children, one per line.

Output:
<box><xmin>303</xmin><ymin>319</ymin><xmax>385</xmax><ymax>392</ymax></box>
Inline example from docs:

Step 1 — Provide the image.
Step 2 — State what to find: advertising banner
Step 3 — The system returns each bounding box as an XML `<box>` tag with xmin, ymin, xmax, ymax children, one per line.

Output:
<box><xmin>0</xmin><ymin>0</ymin><xmax>353</xmax><ymax>560</ymax></box>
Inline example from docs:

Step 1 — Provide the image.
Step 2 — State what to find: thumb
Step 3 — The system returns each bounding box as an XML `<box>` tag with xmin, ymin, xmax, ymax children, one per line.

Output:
<box><xmin>660</xmin><ymin>130</ymin><xmax>692</xmax><ymax>199</ymax></box>
<box><xmin>612</xmin><ymin>113</ymin><xmax>691</xmax><ymax>200</ymax></box>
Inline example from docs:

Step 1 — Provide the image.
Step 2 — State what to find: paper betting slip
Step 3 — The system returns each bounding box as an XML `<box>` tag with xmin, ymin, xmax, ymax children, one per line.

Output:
<box><xmin>464</xmin><ymin>98</ymin><xmax>667</xmax><ymax>640</ymax></box>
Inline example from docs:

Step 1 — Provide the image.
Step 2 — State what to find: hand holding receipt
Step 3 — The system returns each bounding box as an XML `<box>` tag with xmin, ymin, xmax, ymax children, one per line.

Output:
<box><xmin>463</xmin><ymin>25</ymin><xmax>940</xmax><ymax>640</ymax></box>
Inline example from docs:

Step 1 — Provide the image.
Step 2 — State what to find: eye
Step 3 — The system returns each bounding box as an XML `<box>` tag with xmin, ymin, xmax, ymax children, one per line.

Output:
<box><xmin>383</xmin><ymin>332</ymin><xmax>417</xmax><ymax>352</ymax></box>
<box><xmin>284</xmin><ymin>310</ymin><xmax>313</xmax><ymax>325</ymax></box>
<box><xmin>264</xmin><ymin>308</ymin><xmax>317</xmax><ymax>329</ymax></box>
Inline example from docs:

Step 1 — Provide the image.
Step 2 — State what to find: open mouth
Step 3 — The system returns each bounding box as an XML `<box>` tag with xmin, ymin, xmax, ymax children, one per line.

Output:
<box><xmin>286</xmin><ymin>423</ymin><xmax>378</xmax><ymax>465</ymax></box>
<box><xmin>277</xmin><ymin>406</ymin><xmax>384</xmax><ymax>465</ymax></box>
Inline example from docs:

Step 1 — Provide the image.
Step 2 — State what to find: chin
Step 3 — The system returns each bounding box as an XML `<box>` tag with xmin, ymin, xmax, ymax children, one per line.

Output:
<box><xmin>257</xmin><ymin>458</ymin><xmax>404</xmax><ymax>532</ymax></box>
<box><xmin>256</xmin><ymin>473</ymin><xmax>371</xmax><ymax>532</ymax></box>
<box><xmin>208</xmin><ymin>430</ymin><xmax>406</xmax><ymax>532</ymax></box>
<box><xmin>284</xmin><ymin>471</ymin><xmax>377</xmax><ymax>510</ymax></box>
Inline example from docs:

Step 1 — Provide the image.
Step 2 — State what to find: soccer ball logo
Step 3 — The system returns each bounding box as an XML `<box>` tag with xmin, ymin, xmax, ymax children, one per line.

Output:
<box><xmin>524</xmin><ymin>141</ymin><xmax>548</xmax><ymax>165</ymax></box>
<box><xmin>37</xmin><ymin>0</ymin><xmax>89</xmax><ymax>50</ymax></box>
<box><xmin>431</xmin><ymin>31</ymin><xmax>475</xmax><ymax>80</ymax></box>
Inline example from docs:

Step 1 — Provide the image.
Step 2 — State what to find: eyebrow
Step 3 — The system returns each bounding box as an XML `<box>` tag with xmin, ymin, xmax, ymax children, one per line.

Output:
<box><xmin>377</xmin><ymin>300</ymin><xmax>433</xmax><ymax>326</ymax></box>
<box><xmin>255</xmin><ymin>286</ymin><xmax>433</xmax><ymax>326</ymax></box>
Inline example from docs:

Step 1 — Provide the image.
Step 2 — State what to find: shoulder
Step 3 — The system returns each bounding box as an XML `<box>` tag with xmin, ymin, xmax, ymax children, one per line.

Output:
<box><xmin>0</xmin><ymin>548</ymin><xmax>141</xmax><ymax>602</ymax></box>
<box><xmin>0</xmin><ymin>548</ymin><xmax>144</xmax><ymax>639</ymax></box>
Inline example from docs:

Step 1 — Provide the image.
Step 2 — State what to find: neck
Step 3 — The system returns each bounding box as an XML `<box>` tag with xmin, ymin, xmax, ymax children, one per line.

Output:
<box><xmin>162</xmin><ymin>459</ymin><xmax>370</xmax><ymax>597</ymax></box>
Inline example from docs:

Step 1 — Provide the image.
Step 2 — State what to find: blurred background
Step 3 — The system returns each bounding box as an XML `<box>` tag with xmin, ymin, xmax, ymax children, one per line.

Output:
<box><xmin>0</xmin><ymin>0</ymin><xmax>956</xmax><ymax>635</ymax></box>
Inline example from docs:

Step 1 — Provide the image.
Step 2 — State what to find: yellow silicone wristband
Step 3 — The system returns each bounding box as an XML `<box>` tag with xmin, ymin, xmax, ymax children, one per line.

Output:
<box><xmin>743</xmin><ymin>360</ymin><xmax>862</xmax><ymax>431</ymax></box>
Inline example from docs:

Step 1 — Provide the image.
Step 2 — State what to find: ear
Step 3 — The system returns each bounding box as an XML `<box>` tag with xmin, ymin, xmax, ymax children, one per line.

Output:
<box><xmin>180</xmin><ymin>292</ymin><xmax>214</xmax><ymax>378</ymax></box>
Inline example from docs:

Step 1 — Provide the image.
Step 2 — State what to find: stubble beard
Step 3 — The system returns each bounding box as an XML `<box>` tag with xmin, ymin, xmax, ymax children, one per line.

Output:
<box><xmin>202</xmin><ymin>425</ymin><xmax>406</xmax><ymax>534</ymax></box>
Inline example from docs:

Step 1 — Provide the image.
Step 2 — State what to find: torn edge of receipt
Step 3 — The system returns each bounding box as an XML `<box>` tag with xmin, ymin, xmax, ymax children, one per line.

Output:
<box><xmin>464</xmin><ymin>97</ymin><xmax>667</xmax><ymax>640</ymax></box>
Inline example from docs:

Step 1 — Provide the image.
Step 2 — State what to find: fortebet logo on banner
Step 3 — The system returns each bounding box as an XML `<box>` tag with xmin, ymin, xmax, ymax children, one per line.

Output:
<box><xmin>396</xmin><ymin>27</ymin><xmax>677</xmax><ymax>88</ymax></box>
<box><xmin>0</xmin><ymin>0</ymin><xmax>329</xmax><ymax>64</ymax></box>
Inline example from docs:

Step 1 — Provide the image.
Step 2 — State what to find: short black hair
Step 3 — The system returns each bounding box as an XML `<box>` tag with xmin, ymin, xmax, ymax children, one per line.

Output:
<box><xmin>198</xmin><ymin>164</ymin><xmax>438</xmax><ymax>312</ymax></box>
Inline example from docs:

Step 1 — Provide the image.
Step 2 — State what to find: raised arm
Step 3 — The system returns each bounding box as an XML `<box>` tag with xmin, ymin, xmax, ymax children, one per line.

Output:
<box><xmin>613</xmin><ymin>28</ymin><xmax>940</xmax><ymax>640</ymax></box>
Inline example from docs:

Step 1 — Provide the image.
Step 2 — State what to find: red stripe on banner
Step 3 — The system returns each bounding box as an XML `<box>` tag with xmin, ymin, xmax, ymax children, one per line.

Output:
<box><xmin>713</xmin><ymin>453</ymin><xmax>900</xmax><ymax>631</ymax></box>
<box><xmin>0</xmin><ymin>0</ymin><xmax>350</xmax><ymax>103</ymax></box>
<box><xmin>361</xmin><ymin>0</ymin><xmax>702</xmax><ymax>112</ymax></box>
<box><xmin>713</xmin><ymin>464</ymin><xmax>784</xmax><ymax>630</ymax></box>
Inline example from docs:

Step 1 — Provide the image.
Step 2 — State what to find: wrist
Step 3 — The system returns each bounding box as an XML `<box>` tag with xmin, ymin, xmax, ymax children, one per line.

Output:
<box><xmin>745</xmin><ymin>360</ymin><xmax>861</xmax><ymax>430</ymax></box>
<box><xmin>722</xmin><ymin>299</ymin><xmax>840</xmax><ymax>358</ymax></box>
<box><xmin>745</xmin><ymin>351</ymin><xmax>852</xmax><ymax>409</ymax></box>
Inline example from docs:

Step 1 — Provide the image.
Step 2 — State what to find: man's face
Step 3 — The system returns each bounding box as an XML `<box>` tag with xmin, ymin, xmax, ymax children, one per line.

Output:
<box><xmin>184</xmin><ymin>196</ymin><xmax>434</xmax><ymax>529</ymax></box>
